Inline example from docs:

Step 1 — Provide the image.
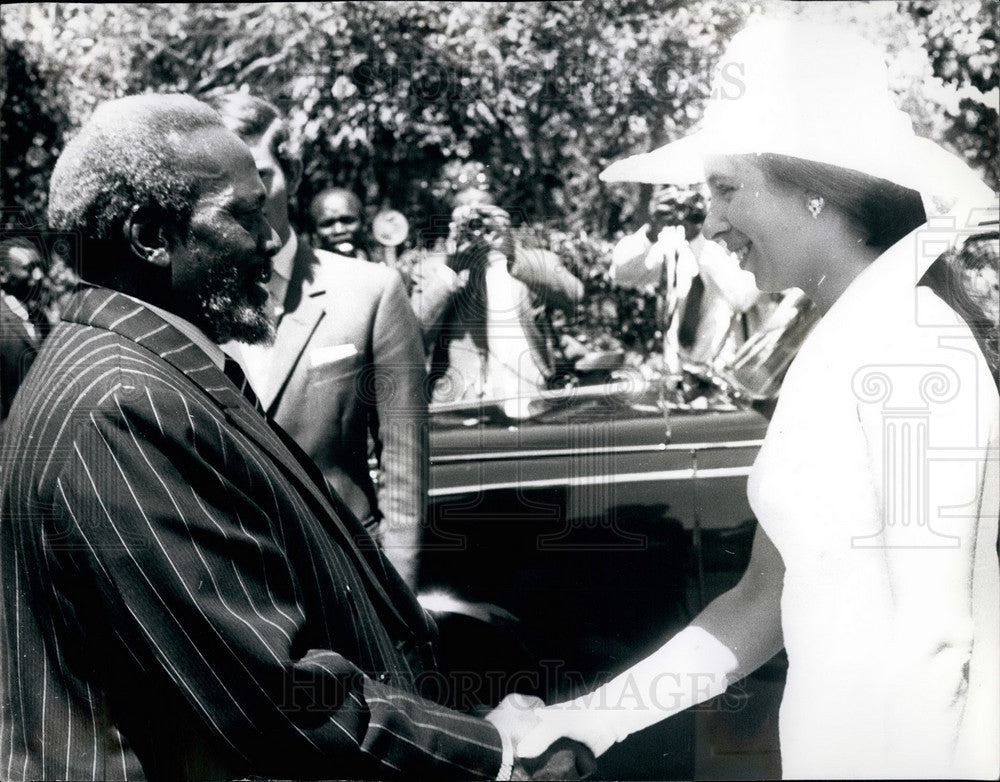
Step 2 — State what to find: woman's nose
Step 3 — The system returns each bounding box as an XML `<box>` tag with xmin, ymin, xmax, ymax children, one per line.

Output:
<box><xmin>701</xmin><ymin>209</ymin><xmax>728</xmax><ymax>241</ymax></box>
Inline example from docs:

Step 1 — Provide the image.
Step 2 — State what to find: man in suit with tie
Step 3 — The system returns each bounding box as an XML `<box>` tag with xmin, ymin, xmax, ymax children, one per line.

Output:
<box><xmin>211</xmin><ymin>93</ymin><xmax>427</xmax><ymax>588</ymax></box>
<box><xmin>0</xmin><ymin>93</ymin><xmax>552</xmax><ymax>781</ymax></box>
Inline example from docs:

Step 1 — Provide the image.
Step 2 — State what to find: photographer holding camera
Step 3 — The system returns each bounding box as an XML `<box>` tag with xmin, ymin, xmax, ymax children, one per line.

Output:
<box><xmin>412</xmin><ymin>183</ymin><xmax>583</xmax><ymax>417</ymax></box>
<box><xmin>610</xmin><ymin>184</ymin><xmax>768</xmax><ymax>380</ymax></box>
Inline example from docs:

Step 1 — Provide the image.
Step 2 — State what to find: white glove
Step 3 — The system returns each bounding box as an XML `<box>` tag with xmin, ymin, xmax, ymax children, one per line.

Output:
<box><xmin>514</xmin><ymin>695</ymin><xmax>621</xmax><ymax>760</ymax></box>
<box><xmin>517</xmin><ymin>626</ymin><xmax>738</xmax><ymax>759</ymax></box>
<box><xmin>485</xmin><ymin>692</ymin><xmax>546</xmax><ymax>746</ymax></box>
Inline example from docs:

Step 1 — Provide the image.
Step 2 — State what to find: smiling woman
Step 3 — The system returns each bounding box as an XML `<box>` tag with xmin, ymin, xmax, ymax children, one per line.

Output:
<box><xmin>521</xmin><ymin>18</ymin><xmax>999</xmax><ymax>780</ymax></box>
<box><xmin>701</xmin><ymin>153</ymin><xmax>927</xmax><ymax>310</ymax></box>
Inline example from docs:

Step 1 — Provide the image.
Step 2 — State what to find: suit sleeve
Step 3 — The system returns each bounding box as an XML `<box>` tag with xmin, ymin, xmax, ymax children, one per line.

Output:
<box><xmin>368</xmin><ymin>271</ymin><xmax>430</xmax><ymax>589</ymax></box>
<box><xmin>51</xmin><ymin>383</ymin><xmax>500</xmax><ymax>780</ymax></box>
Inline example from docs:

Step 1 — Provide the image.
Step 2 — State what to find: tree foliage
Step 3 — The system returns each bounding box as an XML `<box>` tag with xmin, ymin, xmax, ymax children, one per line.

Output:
<box><xmin>4</xmin><ymin>2</ymin><xmax>995</xmax><ymax>230</ymax></box>
<box><xmin>0</xmin><ymin>35</ymin><xmax>66</xmax><ymax>225</ymax></box>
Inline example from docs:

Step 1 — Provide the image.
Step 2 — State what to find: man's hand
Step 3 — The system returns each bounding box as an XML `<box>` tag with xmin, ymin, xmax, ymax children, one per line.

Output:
<box><xmin>484</xmin><ymin>693</ymin><xmax>545</xmax><ymax>748</ymax></box>
<box><xmin>512</xmin><ymin>738</ymin><xmax>598</xmax><ymax>781</ymax></box>
<box><xmin>646</xmin><ymin>185</ymin><xmax>682</xmax><ymax>242</ymax></box>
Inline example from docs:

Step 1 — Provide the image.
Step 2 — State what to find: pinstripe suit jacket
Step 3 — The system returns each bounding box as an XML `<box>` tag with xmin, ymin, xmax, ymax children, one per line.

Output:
<box><xmin>0</xmin><ymin>286</ymin><xmax>501</xmax><ymax>781</ymax></box>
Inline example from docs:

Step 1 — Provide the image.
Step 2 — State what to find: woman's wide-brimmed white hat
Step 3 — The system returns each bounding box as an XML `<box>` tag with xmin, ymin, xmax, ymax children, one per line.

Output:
<box><xmin>600</xmin><ymin>19</ymin><xmax>994</xmax><ymax>203</ymax></box>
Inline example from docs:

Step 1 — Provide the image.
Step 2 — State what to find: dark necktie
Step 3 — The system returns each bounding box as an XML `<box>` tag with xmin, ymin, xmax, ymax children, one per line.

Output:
<box><xmin>223</xmin><ymin>356</ymin><xmax>265</xmax><ymax>415</ymax></box>
<box><xmin>678</xmin><ymin>273</ymin><xmax>705</xmax><ymax>351</ymax></box>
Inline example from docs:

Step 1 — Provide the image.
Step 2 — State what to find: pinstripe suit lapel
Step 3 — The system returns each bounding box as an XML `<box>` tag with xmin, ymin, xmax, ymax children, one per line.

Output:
<box><xmin>62</xmin><ymin>286</ymin><xmax>248</xmax><ymax>409</ymax></box>
<box><xmin>62</xmin><ymin>286</ymin><xmax>423</xmax><ymax>639</ymax></box>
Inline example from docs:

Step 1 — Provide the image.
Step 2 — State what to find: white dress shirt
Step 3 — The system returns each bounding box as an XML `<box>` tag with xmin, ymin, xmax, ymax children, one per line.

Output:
<box><xmin>2</xmin><ymin>292</ymin><xmax>38</xmax><ymax>341</ymax></box>
<box><xmin>483</xmin><ymin>251</ymin><xmax>543</xmax><ymax>417</ymax></box>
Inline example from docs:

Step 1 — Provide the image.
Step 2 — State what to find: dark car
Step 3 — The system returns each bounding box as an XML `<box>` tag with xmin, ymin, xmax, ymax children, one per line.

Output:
<box><xmin>416</xmin><ymin>363</ymin><xmax>791</xmax><ymax>779</ymax></box>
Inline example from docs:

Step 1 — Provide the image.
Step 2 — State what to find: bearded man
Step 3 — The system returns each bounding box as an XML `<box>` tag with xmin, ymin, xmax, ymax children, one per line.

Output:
<box><xmin>0</xmin><ymin>94</ymin><xmax>556</xmax><ymax>782</ymax></box>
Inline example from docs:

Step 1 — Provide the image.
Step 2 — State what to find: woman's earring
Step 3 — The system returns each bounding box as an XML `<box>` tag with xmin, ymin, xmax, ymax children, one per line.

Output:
<box><xmin>807</xmin><ymin>196</ymin><xmax>825</xmax><ymax>219</ymax></box>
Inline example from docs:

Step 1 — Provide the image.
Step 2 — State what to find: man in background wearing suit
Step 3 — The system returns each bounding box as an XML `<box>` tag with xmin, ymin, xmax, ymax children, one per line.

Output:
<box><xmin>0</xmin><ymin>237</ymin><xmax>46</xmax><ymax>422</ymax></box>
<box><xmin>0</xmin><ymin>94</ymin><xmax>556</xmax><ymax>781</ymax></box>
<box><xmin>212</xmin><ymin>93</ymin><xmax>427</xmax><ymax>588</ymax></box>
<box><xmin>310</xmin><ymin>187</ymin><xmax>367</xmax><ymax>259</ymax></box>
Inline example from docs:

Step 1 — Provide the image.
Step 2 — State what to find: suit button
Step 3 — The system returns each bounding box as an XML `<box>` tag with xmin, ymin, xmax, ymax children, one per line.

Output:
<box><xmin>377</xmin><ymin>672</ymin><xmax>391</xmax><ymax>683</ymax></box>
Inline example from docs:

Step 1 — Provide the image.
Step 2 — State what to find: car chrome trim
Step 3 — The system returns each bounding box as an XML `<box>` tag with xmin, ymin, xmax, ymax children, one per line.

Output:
<box><xmin>427</xmin><ymin>465</ymin><xmax>753</xmax><ymax>497</ymax></box>
<box><xmin>430</xmin><ymin>439</ymin><xmax>765</xmax><ymax>464</ymax></box>
<box><xmin>427</xmin><ymin>376</ymin><xmax>650</xmax><ymax>415</ymax></box>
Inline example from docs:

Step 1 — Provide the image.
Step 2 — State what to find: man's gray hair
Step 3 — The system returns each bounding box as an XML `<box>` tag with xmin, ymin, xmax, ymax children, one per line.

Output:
<box><xmin>48</xmin><ymin>94</ymin><xmax>225</xmax><ymax>241</ymax></box>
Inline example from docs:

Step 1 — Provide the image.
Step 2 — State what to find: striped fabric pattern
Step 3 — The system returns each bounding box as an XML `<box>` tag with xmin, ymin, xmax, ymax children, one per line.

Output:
<box><xmin>0</xmin><ymin>287</ymin><xmax>501</xmax><ymax>781</ymax></box>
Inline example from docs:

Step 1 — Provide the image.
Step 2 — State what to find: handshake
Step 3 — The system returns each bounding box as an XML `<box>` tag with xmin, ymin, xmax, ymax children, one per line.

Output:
<box><xmin>484</xmin><ymin>692</ymin><xmax>619</xmax><ymax>781</ymax></box>
<box><xmin>481</xmin><ymin>626</ymin><xmax>740</xmax><ymax>780</ymax></box>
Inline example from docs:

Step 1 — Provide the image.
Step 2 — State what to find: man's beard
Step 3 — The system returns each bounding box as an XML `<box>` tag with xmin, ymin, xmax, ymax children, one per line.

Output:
<box><xmin>192</xmin><ymin>255</ymin><xmax>274</xmax><ymax>346</ymax></box>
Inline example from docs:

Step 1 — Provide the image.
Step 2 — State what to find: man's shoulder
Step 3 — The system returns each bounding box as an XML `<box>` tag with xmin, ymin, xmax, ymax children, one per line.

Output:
<box><xmin>513</xmin><ymin>243</ymin><xmax>560</xmax><ymax>263</ymax></box>
<box><xmin>310</xmin><ymin>245</ymin><xmax>387</xmax><ymax>279</ymax></box>
<box><xmin>14</xmin><ymin>321</ymin><xmax>128</xmax><ymax>424</ymax></box>
<box><xmin>39</xmin><ymin>320</ymin><xmax>158</xmax><ymax>387</ymax></box>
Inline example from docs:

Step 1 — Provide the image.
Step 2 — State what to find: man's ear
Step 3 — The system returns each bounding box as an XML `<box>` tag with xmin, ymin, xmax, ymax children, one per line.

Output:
<box><xmin>124</xmin><ymin>206</ymin><xmax>171</xmax><ymax>268</ymax></box>
<box><xmin>286</xmin><ymin>158</ymin><xmax>304</xmax><ymax>198</ymax></box>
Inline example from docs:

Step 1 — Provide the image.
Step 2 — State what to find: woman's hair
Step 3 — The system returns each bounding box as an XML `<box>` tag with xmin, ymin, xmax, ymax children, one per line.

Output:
<box><xmin>752</xmin><ymin>153</ymin><xmax>927</xmax><ymax>251</ymax></box>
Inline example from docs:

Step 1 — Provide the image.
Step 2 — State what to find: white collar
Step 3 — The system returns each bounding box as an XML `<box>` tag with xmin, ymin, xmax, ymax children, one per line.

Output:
<box><xmin>2</xmin><ymin>292</ymin><xmax>31</xmax><ymax>324</ymax></box>
<box><xmin>872</xmin><ymin>219</ymin><xmax>942</xmax><ymax>284</ymax></box>
<box><xmin>272</xmin><ymin>232</ymin><xmax>298</xmax><ymax>281</ymax></box>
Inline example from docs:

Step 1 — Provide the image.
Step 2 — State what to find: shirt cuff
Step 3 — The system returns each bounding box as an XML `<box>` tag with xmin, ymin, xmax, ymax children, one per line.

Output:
<box><xmin>495</xmin><ymin>725</ymin><xmax>514</xmax><ymax>781</ymax></box>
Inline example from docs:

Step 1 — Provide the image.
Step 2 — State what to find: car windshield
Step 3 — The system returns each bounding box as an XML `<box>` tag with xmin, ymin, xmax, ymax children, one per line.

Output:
<box><xmin>429</xmin><ymin>285</ymin><xmax>820</xmax><ymax>429</ymax></box>
<box><xmin>429</xmin><ymin>366</ymin><xmax>746</xmax><ymax>430</ymax></box>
